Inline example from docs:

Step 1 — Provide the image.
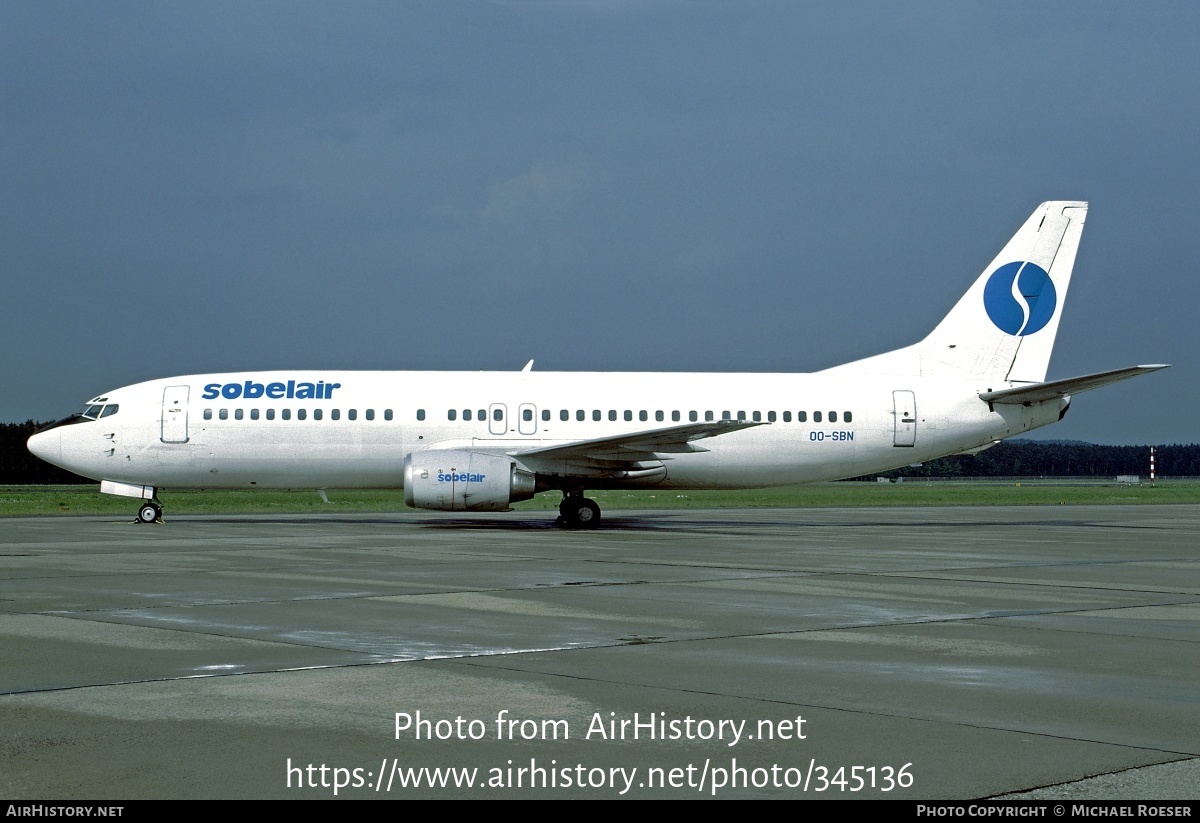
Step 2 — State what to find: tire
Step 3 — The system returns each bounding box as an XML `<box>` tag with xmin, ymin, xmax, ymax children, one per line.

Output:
<box><xmin>565</xmin><ymin>497</ymin><xmax>600</xmax><ymax>529</ymax></box>
<box><xmin>137</xmin><ymin>503</ymin><xmax>160</xmax><ymax>524</ymax></box>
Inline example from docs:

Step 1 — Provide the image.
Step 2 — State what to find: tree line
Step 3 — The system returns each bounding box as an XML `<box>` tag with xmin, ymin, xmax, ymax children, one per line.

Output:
<box><xmin>1</xmin><ymin>421</ymin><xmax>89</xmax><ymax>483</ymax></box>
<box><xmin>2</xmin><ymin>419</ymin><xmax>1196</xmax><ymax>485</ymax></box>
<box><xmin>858</xmin><ymin>440</ymin><xmax>1198</xmax><ymax>480</ymax></box>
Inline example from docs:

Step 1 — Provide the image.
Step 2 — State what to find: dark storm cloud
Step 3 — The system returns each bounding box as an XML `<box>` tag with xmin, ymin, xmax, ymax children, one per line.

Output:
<box><xmin>2</xmin><ymin>1</ymin><xmax>1195</xmax><ymax>443</ymax></box>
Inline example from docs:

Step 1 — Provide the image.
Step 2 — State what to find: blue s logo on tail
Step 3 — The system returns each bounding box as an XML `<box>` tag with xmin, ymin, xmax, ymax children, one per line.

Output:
<box><xmin>983</xmin><ymin>261</ymin><xmax>1057</xmax><ymax>336</ymax></box>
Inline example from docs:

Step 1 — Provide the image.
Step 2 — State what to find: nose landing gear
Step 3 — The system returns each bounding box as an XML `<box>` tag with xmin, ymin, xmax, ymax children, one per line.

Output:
<box><xmin>136</xmin><ymin>500</ymin><xmax>163</xmax><ymax>524</ymax></box>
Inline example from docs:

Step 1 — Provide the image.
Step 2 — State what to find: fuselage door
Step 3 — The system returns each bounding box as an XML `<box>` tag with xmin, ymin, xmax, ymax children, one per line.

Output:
<box><xmin>161</xmin><ymin>385</ymin><xmax>190</xmax><ymax>443</ymax></box>
<box><xmin>488</xmin><ymin>403</ymin><xmax>507</xmax><ymax>436</ymax></box>
<box><xmin>893</xmin><ymin>390</ymin><xmax>916</xmax><ymax>447</ymax></box>
<box><xmin>517</xmin><ymin>403</ymin><xmax>537</xmax><ymax>435</ymax></box>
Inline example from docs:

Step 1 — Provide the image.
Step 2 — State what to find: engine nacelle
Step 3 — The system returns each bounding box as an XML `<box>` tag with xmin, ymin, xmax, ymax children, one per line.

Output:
<box><xmin>403</xmin><ymin>450</ymin><xmax>537</xmax><ymax>512</ymax></box>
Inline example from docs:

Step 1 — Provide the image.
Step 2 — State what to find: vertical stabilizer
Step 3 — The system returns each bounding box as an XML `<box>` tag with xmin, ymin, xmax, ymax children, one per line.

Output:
<box><xmin>918</xmin><ymin>201</ymin><xmax>1087</xmax><ymax>382</ymax></box>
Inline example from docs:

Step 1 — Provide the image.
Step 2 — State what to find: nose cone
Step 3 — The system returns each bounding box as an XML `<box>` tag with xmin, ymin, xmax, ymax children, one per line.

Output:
<box><xmin>27</xmin><ymin>429</ymin><xmax>63</xmax><ymax>467</ymax></box>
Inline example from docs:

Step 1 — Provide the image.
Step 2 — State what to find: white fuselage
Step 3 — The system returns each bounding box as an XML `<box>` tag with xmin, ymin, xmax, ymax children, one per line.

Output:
<box><xmin>31</xmin><ymin>369</ymin><xmax>1064</xmax><ymax>493</ymax></box>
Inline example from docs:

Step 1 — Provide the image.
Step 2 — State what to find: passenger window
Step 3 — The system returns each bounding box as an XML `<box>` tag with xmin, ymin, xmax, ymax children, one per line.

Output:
<box><xmin>477</xmin><ymin>409</ymin><xmax>485</xmax><ymax>421</ymax></box>
<box><xmin>814</xmin><ymin>411</ymin><xmax>822</xmax><ymax>423</ymax></box>
<box><xmin>722</xmin><ymin>411</ymin><xmax>731</xmax><ymax>420</ymax></box>
<box><xmin>493</xmin><ymin>408</ymin><xmax>503</xmax><ymax>421</ymax></box>
<box><xmin>576</xmin><ymin>410</ymin><xmax>585</xmax><ymax>421</ymax></box>
<box><xmin>624</xmin><ymin>410</ymin><xmax>632</xmax><ymax>421</ymax></box>
<box><xmin>560</xmin><ymin>410</ymin><xmax>569</xmax><ymax>422</ymax></box>
<box><xmin>385</xmin><ymin>409</ymin><xmax>393</xmax><ymax>421</ymax></box>
<box><xmin>608</xmin><ymin>410</ymin><xmax>617</xmax><ymax>421</ymax></box>
<box><xmin>219</xmin><ymin>408</ymin><xmax>229</xmax><ymax>420</ymax></box>
<box><xmin>783</xmin><ymin>411</ymin><xmax>791</xmax><ymax>422</ymax></box>
<box><xmin>282</xmin><ymin>409</ymin><xmax>292</xmax><ymax>420</ymax></box>
<box><xmin>767</xmin><ymin>411</ymin><xmax>775</xmax><ymax>422</ymax></box>
<box><xmin>414</xmin><ymin>409</ymin><xmax>422</xmax><ymax>421</ymax></box>
<box><xmin>829</xmin><ymin>411</ymin><xmax>837</xmax><ymax>422</ymax></box>
<box><xmin>462</xmin><ymin>409</ymin><xmax>472</xmax><ymax>421</ymax></box>
<box><xmin>203</xmin><ymin>409</ymin><xmax>213</xmax><ymax>420</ymax></box>
<box><xmin>330</xmin><ymin>409</ymin><xmax>339</xmax><ymax>421</ymax></box>
<box><xmin>737</xmin><ymin>410</ymin><xmax>746</xmax><ymax>421</ymax></box>
<box><xmin>365</xmin><ymin>409</ymin><xmax>375</xmax><ymax>421</ymax></box>
<box><xmin>592</xmin><ymin>410</ymin><xmax>601</xmax><ymax>421</ymax></box>
<box><xmin>313</xmin><ymin>409</ymin><xmax>322</xmax><ymax>421</ymax></box>
<box><xmin>656</xmin><ymin>410</ymin><xmax>664</xmax><ymax>422</ymax></box>
<box><xmin>235</xmin><ymin>409</ymin><xmax>244</xmax><ymax>420</ymax></box>
<box><xmin>349</xmin><ymin>409</ymin><xmax>357</xmax><ymax>421</ymax></box>
<box><xmin>524</xmin><ymin>409</ymin><xmax>534</xmax><ymax>422</ymax></box>
<box><xmin>753</xmin><ymin>411</ymin><xmax>761</xmax><ymax>422</ymax></box>
<box><xmin>798</xmin><ymin>411</ymin><xmax>807</xmax><ymax>422</ymax></box>
<box><xmin>845</xmin><ymin>411</ymin><xmax>853</xmax><ymax>423</ymax></box>
<box><xmin>448</xmin><ymin>409</ymin><xmax>457</xmax><ymax>421</ymax></box>
<box><xmin>705</xmin><ymin>411</ymin><xmax>714</xmax><ymax>421</ymax></box>
<box><xmin>297</xmin><ymin>409</ymin><xmax>307</xmax><ymax>420</ymax></box>
<box><xmin>251</xmin><ymin>409</ymin><xmax>260</xmax><ymax>420</ymax></box>
<box><xmin>672</xmin><ymin>411</ymin><xmax>680</xmax><ymax>422</ymax></box>
<box><xmin>266</xmin><ymin>409</ymin><xmax>276</xmax><ymax>420</ymax></box>
<box><xmin>690</xmin><ymin>411</ymin><xmax>698</xmax><ymax>422</ymax></box>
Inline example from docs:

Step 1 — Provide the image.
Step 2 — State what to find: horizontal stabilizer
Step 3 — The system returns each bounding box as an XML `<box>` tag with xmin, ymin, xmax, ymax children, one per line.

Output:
<box><xmin>979</xmin><ymin>365</ymin><xmax>1170</xmax><ymax>405</ymax></box>
<box><xmin>953</xmin><ymin>440</ymin><xmax>1001</xmax><ymax>456</ymax></box>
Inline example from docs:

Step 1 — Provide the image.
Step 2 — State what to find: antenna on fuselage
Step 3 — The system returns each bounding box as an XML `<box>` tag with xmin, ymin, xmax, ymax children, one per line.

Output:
<box><xmin>522</xmin><ymin>360</ymin><xmax>534</xmax><ymax>372</ymax></box>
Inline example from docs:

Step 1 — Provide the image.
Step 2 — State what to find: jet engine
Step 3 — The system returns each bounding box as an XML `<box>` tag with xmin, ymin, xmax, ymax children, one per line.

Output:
<box><xmin>403</xmin><ymin>450</ymin><xmax>537</xmax><ymax>512</ymax></box>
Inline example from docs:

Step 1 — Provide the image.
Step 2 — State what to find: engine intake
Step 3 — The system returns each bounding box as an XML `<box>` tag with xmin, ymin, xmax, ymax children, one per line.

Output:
<box><xmin>403</xmin><ymin>450</ymin><xmax>536</xmax><ymax>512</ymax></box>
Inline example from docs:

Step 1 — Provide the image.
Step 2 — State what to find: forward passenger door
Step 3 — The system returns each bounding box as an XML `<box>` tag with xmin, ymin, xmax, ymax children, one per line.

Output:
<box><xmin>161</xmin><ymin>386</ymin><xmax>190</xmax><ymax>443</ymax></box>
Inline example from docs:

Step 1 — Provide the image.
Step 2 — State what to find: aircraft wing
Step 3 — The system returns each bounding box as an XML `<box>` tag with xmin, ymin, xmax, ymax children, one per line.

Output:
<box><xmin>979</xmin><ymin>365</ymin><xmax>1170</xmax><ymax>405</ymax></box>
<box><xmin>511</xmin><ymin>420</ymin><xmax>765</xmax><ymax>470</ymax></box>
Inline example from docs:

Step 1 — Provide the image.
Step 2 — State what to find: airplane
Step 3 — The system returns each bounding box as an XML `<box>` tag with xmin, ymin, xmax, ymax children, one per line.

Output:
<box><xmin>27</xmin><ymin>201</ymin><xmax>1167</xmax><ymax>528</ymax></box>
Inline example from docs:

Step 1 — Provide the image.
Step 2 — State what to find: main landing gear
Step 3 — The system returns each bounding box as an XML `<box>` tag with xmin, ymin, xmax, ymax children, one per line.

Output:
<box><xmin>136</xmin><ymin>500</ymin><xmax>163</xmax><ymax>524</ymax></box>
<box><xmin>557</xmin><ymin>492</ymin><xmax>601</xmax><ymax>529</ymax></box>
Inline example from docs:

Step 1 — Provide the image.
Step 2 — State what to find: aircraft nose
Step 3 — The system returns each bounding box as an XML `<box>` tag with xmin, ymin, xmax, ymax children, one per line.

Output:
<box><xmin>27</xmin><ymin>429</ymin><xmax>63</xmax><ymax>466</ymax></box>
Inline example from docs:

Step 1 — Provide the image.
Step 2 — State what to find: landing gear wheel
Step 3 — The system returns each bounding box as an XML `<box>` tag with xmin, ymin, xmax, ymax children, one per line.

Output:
<box><xmin>559</xmin><ymin>496</ymin><xmax>601</xmax><ymax>529</ymax></box>
<box><xmin>137</xmin><ymin>502</ymin><xmax>162</xmax><ymax>524</ymax></box>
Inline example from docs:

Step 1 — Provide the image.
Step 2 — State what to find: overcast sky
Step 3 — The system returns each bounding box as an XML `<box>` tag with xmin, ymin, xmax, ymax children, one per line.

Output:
<box><xmin>2</xmin><ymin>1</ymin><xmax>1195</xmax><ymax>444</ymax></box>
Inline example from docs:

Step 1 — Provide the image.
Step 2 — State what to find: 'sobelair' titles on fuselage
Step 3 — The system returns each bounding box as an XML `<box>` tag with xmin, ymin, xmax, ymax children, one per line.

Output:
<box><xmin>201</xmin><ymin>380</ymin><xmax>342</xmax><ymax>401</ymax></box>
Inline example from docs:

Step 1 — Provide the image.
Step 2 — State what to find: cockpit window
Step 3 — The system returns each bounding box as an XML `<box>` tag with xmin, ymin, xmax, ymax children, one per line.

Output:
<box><xmin>78</xmin><ymin>403</ymin><xmax>118</xmax><ymax>421</ymax></box>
